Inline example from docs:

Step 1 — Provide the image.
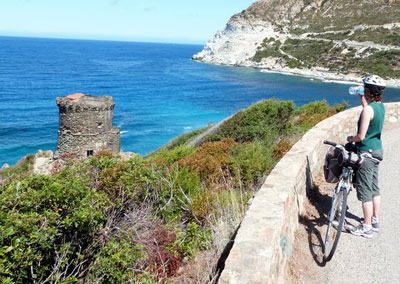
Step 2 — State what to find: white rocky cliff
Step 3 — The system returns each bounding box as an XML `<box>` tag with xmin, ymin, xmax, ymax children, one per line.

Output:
<box><xmin>192</xmin><ymin>16</ymin><xmax>279</xmax><ymax>66</ymax></box>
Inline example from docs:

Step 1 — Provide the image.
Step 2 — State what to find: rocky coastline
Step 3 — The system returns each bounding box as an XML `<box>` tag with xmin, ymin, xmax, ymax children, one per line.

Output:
<box><xmin>193</xmin><ymin>56</ymin><xmax>400</xmax><ymax>88</ymax></box>
<box><xmin>193</xmin><ymin>0</ymin><xmax>400</xmax><ymax>88</ymax></box>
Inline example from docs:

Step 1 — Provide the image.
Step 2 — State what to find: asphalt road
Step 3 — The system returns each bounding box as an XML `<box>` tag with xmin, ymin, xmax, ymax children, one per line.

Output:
<box><xmin>316</xmin><ymin>126</ymin><xmax>400</xmax><ymax>283</ymax></box>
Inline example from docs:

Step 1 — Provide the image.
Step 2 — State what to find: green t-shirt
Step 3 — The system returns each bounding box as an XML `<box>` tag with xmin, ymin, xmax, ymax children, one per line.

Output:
<box><xmin>356</xmin><ymin>102</ymin><xmax>385</xmax><ymax>151</ymax></box>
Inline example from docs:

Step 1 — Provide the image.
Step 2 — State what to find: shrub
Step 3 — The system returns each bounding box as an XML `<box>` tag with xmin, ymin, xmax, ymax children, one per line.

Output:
<box><xmin>177</xmin><ymin>139</ymin><xmax>237</xmax><ymax>185</ymax></box>
<box><xmin>273</xmin><ymin>139</ymin><xmax>293</xmax><ymax>160</ymax></box>
<box><xmin>161</xmin><ymin>127</ymin><xmax>210</xmax><ymax>150</ymax></box>
<box><xmin>295</xmin><ymin>100</ymin><xmax>347</xmax><ymax>130</ymax></box>
<box><xmin>0</xmin><ymin>154</ymin><xmax>35</xmax><ymax>184</ymax></box>
<box><xmin>0</xmin><ymin>174</ymin><xmax>106</xmax><ymax>283</ymax></box>
<box><xmin>207</xmin><ymin>99</ymin><xmax>295</xmax><ymax>143</ymax></box>
<box><xmin>90</xmin><ymin>150</ymin><xmax>117</xmax><ymax>170</ymax></box>
<box><xmin>144</xmin><ymin>227</ymin><xmax>182</xmax><ymax>279</ymax></box>
<box><xmin>149</xmin><ymin>145</ymin><xmax>195</xmax><ymax>167</ymax></box>
<box><xmin>87</xmin><ymin>237</ymin><xmax>149</xmax><ymax>283</ymax></box>
<box><xmin>155</xmin><ymin>165</ymin><xmax>202</xmax><ymax>223</ymax></box>
<box><xmin>176</xmin><ymin>222</ymin><xmax>212</xmax><ymax>258</ymax></box>
<box><xmin>189</xmin><ymin>189</ymin><xmax>216</xmax><ymax>222</ymax></box>
<box><xmin>94</xmin><ymin>156</ymin><xmax>160</xmax><ymax>209</ymax></box>
<box><xmin>231</xmin><ymin>141</ymin><xmax>275</xmax><ymax>188</ymax></box>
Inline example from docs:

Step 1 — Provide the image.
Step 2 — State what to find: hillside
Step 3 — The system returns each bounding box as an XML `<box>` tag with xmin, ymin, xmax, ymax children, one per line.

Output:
<box><xmin>0</xmin><ymin>100</ymin><xmax>345</xmax><ymax>283</ymax></box>
<box><xmin>193</xmin><ymin>0</ymin><xmax>400</xmax><ymax>86</ymax></box>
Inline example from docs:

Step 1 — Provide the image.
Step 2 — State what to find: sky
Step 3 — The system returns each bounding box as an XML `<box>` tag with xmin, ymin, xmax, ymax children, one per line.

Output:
<box><xmin>0</xmin><ymin>0</ymin><xmax>256</xmax><ymax>44</ymax></box>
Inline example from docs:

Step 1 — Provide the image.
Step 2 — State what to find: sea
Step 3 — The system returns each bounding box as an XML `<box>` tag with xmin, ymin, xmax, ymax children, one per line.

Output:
<box><xmin>1</xmin><ymin>36</ymin><xmax>400</xmax><ymax>166</ymax></box>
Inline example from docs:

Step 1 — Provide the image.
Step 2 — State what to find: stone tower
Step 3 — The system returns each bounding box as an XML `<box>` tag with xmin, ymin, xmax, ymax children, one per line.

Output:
<box><xmin>56</xmin><ymin>93</ymin><xmax>120</xmax><ymax>159</ymax></box>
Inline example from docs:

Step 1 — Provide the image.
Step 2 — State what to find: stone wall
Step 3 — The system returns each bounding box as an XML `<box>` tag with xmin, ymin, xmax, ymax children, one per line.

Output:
<box><xmin>56</xmin><ymin>94</ymin><xmax>120</xmax><ymax>159</ymax></box>
<box><xmin>219</xmin><ymin>102</ymin><xmax>400</xmax><ymax>283</ymax></box>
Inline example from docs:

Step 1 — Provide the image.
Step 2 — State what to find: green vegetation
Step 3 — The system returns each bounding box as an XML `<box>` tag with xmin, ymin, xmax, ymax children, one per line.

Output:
<box><xmin>252</xmin><ymin>37</ymin><xmax>400</xmax><ymax>79</ymax></box>
<box><xmin>351</xmin><ymin>50</ymin><xmax>400</xmax><ymax>79</ymax></box>
<box><xmin>246</xmin><ymin>0</ymin><xmax>400</xmax><ymax>79</ymax></box>
<box><xmin>282</xmin><ymin>39</ymin><xmax>335</xmax><ymax>68</ymax></box>
<box><xmin>242</xmin><ymin>0</ymin><xmax>400</xmax><ymax>35</ymax></box>
<box><xmin>252</xmin><ymin>37</ymin><xmax>282</xmax><ymax>62</ymax></box>
<box><xmin>0</xmin><ymin>155</ymin><xmax>35</xmax><ymax>184</ymax></box>
<box><xmin>156</xmin><ymin>126</ymin><xmax>210</xmax><ymax>151</ymax></box>
<box><xmin>290</xmin><ymin>1</ymin><xmax>400</xmax><ymax>34</ymax></box>
<box><xmin>252</xmin><ymin>38</ymin><xmax>337</xmax><ymax>69</ymax></box>
<box><xmin>0</xmin><ymin>99</ymin><xmax>346</xmax><ymax>282</ymax></box>
<box><xmin>309</xmin><ymin>28</ymin><xmax>400</xmax><ymax>46</ymax></box>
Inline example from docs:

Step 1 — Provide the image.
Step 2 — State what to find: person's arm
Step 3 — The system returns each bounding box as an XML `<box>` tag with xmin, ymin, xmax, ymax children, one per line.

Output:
<box><xmin>347</xmin><ymin>105</ymin><xmax>374</xmax><ymax>143</ymax></box>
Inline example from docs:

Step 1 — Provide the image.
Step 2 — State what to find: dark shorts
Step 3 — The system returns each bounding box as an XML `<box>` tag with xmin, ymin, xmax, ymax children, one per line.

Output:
<box><xmin>354</xmin><ymin>149</ymin><xmax>383</xmax><ymax>203</ymax></box>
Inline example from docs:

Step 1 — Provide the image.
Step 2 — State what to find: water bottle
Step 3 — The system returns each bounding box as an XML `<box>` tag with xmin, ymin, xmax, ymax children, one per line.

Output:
<box><xmin>348</xmin><ymin>86</ymin><xmax>364</xmax><ymax>96</ymax></box>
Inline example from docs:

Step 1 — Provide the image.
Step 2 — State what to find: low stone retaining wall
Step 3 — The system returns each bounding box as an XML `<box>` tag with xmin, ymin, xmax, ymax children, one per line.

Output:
<box><xmin>219</xmin><ymin>102</ymin><xmax>400</xmax><ymax>283</ymax></box>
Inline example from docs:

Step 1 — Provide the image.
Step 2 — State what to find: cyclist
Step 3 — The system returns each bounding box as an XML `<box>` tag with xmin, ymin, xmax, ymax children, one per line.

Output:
<box><xmin>346</xmin><ymin>75</ymin><xmax>386</xmax><ymax>238</ymax></box>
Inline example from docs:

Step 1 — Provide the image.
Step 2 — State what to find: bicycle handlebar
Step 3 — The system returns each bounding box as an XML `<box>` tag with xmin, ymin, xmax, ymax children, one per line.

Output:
<box><xmin>323</xmin><ymin>140</ymin><xmax>337</xmax><ymax>147</ymax></box>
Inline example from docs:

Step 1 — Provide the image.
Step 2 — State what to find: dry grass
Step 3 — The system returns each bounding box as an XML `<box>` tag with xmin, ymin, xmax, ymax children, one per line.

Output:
<box><xmin>172</xmin><ymin>186</ymin><xmax>246</xmax><ymax>283</ymax></box>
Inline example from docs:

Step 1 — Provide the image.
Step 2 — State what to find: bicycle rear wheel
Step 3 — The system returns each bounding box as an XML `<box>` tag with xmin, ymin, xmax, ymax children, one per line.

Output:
<box><xmin>323</xmin><ymin>182</ymin><xmax>348</xmax><ymax>261</ymax></box>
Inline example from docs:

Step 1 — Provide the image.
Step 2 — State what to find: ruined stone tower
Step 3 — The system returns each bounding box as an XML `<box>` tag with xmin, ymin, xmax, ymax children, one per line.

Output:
<box><xmin>56</xmin><ymin>93</ymin><xmax>120</xmax><ymax>159</ymax></box>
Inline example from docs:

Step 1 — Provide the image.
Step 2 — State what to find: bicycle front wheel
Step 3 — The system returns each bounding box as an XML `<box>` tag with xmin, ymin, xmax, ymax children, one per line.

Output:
<box><xmin>323</xmin><ymin>183</ymin><xmax>348</xmax><ymax>261</ymax></box>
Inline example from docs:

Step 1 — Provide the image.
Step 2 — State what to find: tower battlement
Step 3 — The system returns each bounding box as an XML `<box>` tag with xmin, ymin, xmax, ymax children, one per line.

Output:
<box><xmin>56</xmin><ymin>95</ymin><xmax>115</xmax><ymax>112</ymax></box>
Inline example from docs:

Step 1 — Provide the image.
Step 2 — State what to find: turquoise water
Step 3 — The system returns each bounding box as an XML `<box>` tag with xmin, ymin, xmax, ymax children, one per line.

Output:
<box><xmin>1</xmin><ymin>36</ymin><xmax>400</xmax><ymax>165</ymax></box>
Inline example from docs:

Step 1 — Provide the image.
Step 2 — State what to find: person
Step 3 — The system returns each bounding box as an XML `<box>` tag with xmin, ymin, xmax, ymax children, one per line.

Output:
<box><xmin>347</xmin><ymin>75</ymin><xmax>386</xmax><ymax>239</ymax></box>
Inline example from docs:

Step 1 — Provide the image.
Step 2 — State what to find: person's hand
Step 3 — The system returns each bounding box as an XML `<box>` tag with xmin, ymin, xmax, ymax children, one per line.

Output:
<box><xmin>359</xmin><ymin>94</ymin><xmax>368</xmax><ymax>107</ymax></box>
<box><xmin>347</xmin><ymin>136</ymin><xmax>354</xmax><ymax>143</ymax></box>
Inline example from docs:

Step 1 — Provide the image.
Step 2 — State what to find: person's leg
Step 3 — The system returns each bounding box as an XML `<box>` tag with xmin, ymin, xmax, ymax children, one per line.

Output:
<box><xmin>354</xmin><ymin>158</ymin><xmax>374</xmax><ymax>217</ymax></box>
<box><xmin>372</xmin><ymin>195</ymin><xmax>380</xmax><ymax>219</ymax></box>
<box><xmin>352</xmin><ymin>158</ymin><xmax>374</xmax><ymax>237</ymax></box>
<box><xmin>352</xmin><ymin>199</ymin><xmax>374</xmax><ymax>238</ymax></box>
<box><xmin>372</xmin><ymin>160</ymin><xmax>381</xmax><ymax>219</ymax></box>
<box><xmin>362</xmin><ymin>201</ymin><xmax>373</xmax><ymax>225</ymax></box>
<box><xmin>371</xmin><ymin>160</ymin><xmax>381</xmax><ymax>231</ymax></box>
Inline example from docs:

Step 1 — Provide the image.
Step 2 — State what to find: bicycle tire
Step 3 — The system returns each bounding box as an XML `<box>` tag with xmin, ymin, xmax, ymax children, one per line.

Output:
<box><xmin>323</xmin><ymin>182</ymin><xmax>348</xmax><ymax>261</ymax></box>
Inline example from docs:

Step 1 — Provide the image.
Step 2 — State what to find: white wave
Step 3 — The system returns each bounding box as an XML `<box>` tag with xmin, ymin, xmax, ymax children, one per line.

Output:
<box><xmin>120</xmin><ymin>131</ymin><xmax>129</xmax><ymax>134</ymax></box>
<box><xmin>322</xmin><ymin>79</ymin><xmax>356</xmax><ymax>85</ymax></box>
<box><xmin>184</xmin><ymin>126</ymin><xmax>193</xmax><ymax>130</ymax></box>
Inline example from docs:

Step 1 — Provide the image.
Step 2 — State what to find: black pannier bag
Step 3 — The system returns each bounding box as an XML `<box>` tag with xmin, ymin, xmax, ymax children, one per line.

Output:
<box><xmin>324</xmin><ymin>143</ymin><xmax>365</xmax><ymax>183</ymax></box>
<box><xmin>324</xmin><ymin>147</ymin><xmax>342</xmax><ymax>183</ymax></box>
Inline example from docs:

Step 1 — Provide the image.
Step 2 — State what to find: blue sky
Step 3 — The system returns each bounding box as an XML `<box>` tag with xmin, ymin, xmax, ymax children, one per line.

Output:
<box><xmin>0</xmin><ymin>0</ymin><xmax>255</xmax><ymax>44</ymax></box>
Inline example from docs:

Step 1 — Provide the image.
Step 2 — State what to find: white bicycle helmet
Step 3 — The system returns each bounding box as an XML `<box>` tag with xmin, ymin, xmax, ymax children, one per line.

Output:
<box><xmin>363</xmin><ymin>75</ymin><xmax>386</xmax><ymax>97</ymax></box>
<box><xmin>363</xmin><ymin>75</ymin><xmax>386</xmax><ymax>87</ymax></box>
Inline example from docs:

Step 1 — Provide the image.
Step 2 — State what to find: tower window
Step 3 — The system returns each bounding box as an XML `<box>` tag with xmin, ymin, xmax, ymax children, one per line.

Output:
<box><xmin>87</xmin><ymin>150</ymin><xmax>94</xmax><ymax>157</ymax></box>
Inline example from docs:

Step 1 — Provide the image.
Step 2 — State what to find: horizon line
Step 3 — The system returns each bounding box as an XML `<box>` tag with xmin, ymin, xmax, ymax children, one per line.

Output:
<box><xmin>0</xmin><ymin>33</ymin><xmax>207</xmax><ymax>46</ymax></box>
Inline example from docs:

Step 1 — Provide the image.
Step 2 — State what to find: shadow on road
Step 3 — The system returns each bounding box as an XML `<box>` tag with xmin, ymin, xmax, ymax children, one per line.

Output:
<box><xmin>299</xmin><ymin>182</ymin><xmax>331</xmax><ymax>267</ymax></box>
<box><xmin>300</xmin><ymin>157</ymin><xmax>336</xmax><ymax>266</ymax></box>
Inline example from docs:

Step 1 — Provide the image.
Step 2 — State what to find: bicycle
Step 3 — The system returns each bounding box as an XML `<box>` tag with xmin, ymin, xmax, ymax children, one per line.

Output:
<box><xmin>322</xmin><ymin>140</ymin><xmax>360</xmax><ymax>261</ymax></box>
<box><xmin>322</xmin><ymin>140</ymin><xmax>383</xmax><ymax>261</ymax></box>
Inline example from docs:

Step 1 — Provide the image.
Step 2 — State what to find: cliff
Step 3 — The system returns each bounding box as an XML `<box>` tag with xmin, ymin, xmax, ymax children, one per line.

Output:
<box><xmin>193</xmin><ymin>0</ymin><xmax>400</xmax><ymax>86</ymax></box>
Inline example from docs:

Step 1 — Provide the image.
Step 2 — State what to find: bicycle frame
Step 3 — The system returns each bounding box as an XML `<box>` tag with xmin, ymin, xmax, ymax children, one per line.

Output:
<box><xmin>338</xmin><ymin>167</ymin><xmax>353</xmax><ymax>194</ymax></box>
<box><xmin>329</xmin><ymin>167</ymin><xmax>352</xmax><ymax>225</ymax></box>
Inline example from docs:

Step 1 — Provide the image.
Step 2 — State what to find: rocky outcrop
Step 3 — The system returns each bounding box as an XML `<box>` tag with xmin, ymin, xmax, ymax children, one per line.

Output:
<box><xmin>193</xmin><ymin>17</ymin><xmax>279</xmax><ymax>66</ymax></box>
<box><xmin>193</xmin><ymin>0</ymin><xmax>400</xmax><ymax>86</ymax></box>
<box><xmin>33</xmin><ymin>150</ymin><xmax>54</xmax><ymax>175</ymax></box>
